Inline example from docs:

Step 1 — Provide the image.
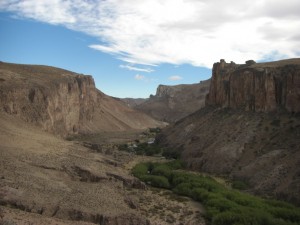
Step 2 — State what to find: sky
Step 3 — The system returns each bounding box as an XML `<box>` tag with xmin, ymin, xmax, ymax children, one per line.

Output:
<box><xmin>0</xmin><ymin>0</ymin><xmax>299</xmax><ymax>98</ymax></box>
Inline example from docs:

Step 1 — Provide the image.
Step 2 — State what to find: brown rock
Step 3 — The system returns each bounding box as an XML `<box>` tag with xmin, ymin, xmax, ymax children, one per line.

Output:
<box><xmin>132</xmin><ymin>80</ymin><xmax>210</xmax><ymax>123</ymax></box>
<box><xmin>0</xmin><ymin>62</ymin><xmax>163</xmax><ymax>137</ymax></box>
<box><xmin>206</xmin><ymin>58</ymin><xmax>300</xmax><ymax>113</ymax></box>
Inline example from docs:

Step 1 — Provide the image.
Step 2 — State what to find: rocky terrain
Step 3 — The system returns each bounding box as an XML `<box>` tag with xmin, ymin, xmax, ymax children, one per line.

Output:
<box><xmin>129</xmin><ymin>80</ymin><xmax>210</xmax><ymax>123</ymax></box>
<box><xmin>158</xmin><ymin>58</ymin><xmax>300</xmax><ymax>205</ymax></box>
<box><xmin>0</xmin><ymin>62</ymin><xmax>162</xmax><ymax>137</ymax></box>
<box><xmin>0</xmin><ymin>62</ymin><xmax>204</xmax><ymax>225</ymax></box>
<box><xmin>0</xmin><ymin>111</ymin><xmax>205</xmax><ymax>225</ymax></box>
<box><xmin>121</xmin><ymin>98</ymin><xmax>147</xmax><ymax>108</ymax></box>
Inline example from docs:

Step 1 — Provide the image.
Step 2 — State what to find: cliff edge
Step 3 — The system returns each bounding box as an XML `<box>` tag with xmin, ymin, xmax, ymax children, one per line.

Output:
<box><xmin>158</xmin><ymin>58</ymin><xmax>300</xmax><ymax>205</ymax></box>
<box><xmin>0</xmin><ymin>62</ymin><xmax>162</xmax><ymax>137</ymax></box>
<box><xmin>206</xmin><ymin>58</ymin><xmax>300</xmax><ymax>113</ymax></box>
<box><xmin>134</xmin><ymin>80</ymin><xmax>210</xmax><ymax>123</ymax></box>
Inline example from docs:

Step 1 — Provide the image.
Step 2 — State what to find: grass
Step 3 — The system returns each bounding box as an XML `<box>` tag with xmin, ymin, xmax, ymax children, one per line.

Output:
<box><xmin>132</xmin><ymin>161</ymin><xmax>300</xmax><ymax>225</ymax></box>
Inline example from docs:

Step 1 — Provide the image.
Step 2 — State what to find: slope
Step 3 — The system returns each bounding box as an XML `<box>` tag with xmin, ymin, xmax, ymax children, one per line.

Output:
<box><xmin>0</xmin><ymin>62</ymin><xmax>163</xmax><ymax>137</ymax></box>
<box><xmin>133</xmin><ymin>80</ymin><xmax>210</xmax><ymax>123</ymax></box>
<box><xmin>158</xmin><ymin>59</ymin><xmax>300</xmax><ymax>205</ymax></box>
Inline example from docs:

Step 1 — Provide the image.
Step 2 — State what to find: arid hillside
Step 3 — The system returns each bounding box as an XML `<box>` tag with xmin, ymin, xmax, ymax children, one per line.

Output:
<box><xmin>129</xmin><ymin>80</ymin><xmax>210</xmax><ymax>123</ymax></box>
<box><xmin>0</xmin><ymin>62</ymin><xmax>204</xmax><ymax>225</ymax></box>
<box><xmin>0</xmin><ymin>62</ymin><xmax>163</xmax><ymax>137</ymax></box>
<box><xmin>0</xmin><ymin>112</ymin><xmax>150</xmax><ymax>225</ymax></box>
<box><xmin>158</xmin><ymin>59</ymin><xmax>300</xmax><ymax>205</ymax></box>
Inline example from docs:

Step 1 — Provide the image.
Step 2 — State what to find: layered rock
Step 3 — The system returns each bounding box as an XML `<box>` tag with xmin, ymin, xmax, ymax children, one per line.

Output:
<box><xmin>158</xmin><ymin>58</ymin><xmax>300</xmax><ymax>205</ymax></box>
<box><xmin>133</xmin><ymin>80</ymin><xmax>210</xmax><ymax>123</ymax></box>
<box><xmin>0</xmin><ymin>62</ymin><xmax>162</xmax><ymax>137</ymax></box>
<box><xmin>206</xmin><ymin>58</ymin><xmax>300</xmax><ymax>113</ymax></box>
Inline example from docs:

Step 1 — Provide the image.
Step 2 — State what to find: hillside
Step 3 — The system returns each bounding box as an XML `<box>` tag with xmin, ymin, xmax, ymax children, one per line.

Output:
<box><xmin>131</xmin><ymin>80</ymin><xmax>210</xmax><ymax>123</ymax></box>
<box><xmin>0</xmin><ymin>111</ymin><xmax>150</xmax><ymax>225</ymax></box>
<box><xmin>158</xmin><ymin>59</ymin><xmax>300</xmax><ymax>205</ymax></box>
<box><xmin>0</xmin><ymin>62</ymin><xmax>163</xmax><ymax>137</ymax></box>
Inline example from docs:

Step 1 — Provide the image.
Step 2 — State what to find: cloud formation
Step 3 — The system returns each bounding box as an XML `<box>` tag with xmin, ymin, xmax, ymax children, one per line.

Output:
<box><xmin>1</xmin><ymin>0</ymin><xmax>300</xmax><ymax>67</ymax></box>
<box><xmin>169</xmin><ymin>75</ymin><xmax>183</xmax><ymax>81</ymax></box>
<box><xmin>120</xmin><ymin>64</ymin><xmax>154</xmax><ymax>73</ymax></box>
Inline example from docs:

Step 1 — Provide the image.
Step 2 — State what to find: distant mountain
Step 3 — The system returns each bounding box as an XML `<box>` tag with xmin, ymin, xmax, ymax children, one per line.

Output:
<box><xmin>0</xmin><ymin>62</ymin><xmax>163</xmax><ymax>137</ymax></box>
<box><xmin>122</xmin><ymin>80</ymin><xmax>210</xmax><ymax>123</ymax></box>
<box><xmin>120</xmin><ymin>98</ymin><xmax>147</xmax><ymax>108</ymax></box>
<box><xmin>158</xmin><ymin>58</ymin><xmax>300</xmax><ymax>205</ymax></box>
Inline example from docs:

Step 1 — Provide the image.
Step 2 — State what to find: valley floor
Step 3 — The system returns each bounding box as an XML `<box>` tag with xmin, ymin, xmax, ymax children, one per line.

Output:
<box><xmin>0</xmin><ymin>112</ymin><xmax>205</xmax><ymax>225</ymax></box>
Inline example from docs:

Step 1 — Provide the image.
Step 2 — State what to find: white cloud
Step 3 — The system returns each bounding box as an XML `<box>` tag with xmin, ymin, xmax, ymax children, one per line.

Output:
<box><xmin>120</xmin><ymin>64</ymin><xmax>154</xmax><ymax>73</ymax></box>
<box><xmin>169</xmin><ymin>75</ymin><xmax>183</xmax><ymax>81</ymax></box>
<box><xmin>1</xmin><ymin>0</ymin><xmax>300</xmax><ymax>67</ymax></box>
<box><xmin>134</xmin><ymin>74</ymin><xmax>145</xmax><ymax>80</ymax></box>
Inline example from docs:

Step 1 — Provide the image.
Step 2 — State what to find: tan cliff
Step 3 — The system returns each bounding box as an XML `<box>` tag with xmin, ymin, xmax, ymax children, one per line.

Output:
<box><xmin>158</xmin><ymin>58</ymin><xmax>300</xmax><ymax>205</ymax></box>
<box><xmin>133</xmin><ymin>80</ymin><xmax>210</xmax><ymax>123</ymax></box>
<box><xmin>206</xmin><ymin>58</ymin><xmax>300</xmax><ymax>113</ymax></box>
<box><xmin>0</xmin><ymin>62</ymin><xmax>162</xmax><ymax>137</ymax></box>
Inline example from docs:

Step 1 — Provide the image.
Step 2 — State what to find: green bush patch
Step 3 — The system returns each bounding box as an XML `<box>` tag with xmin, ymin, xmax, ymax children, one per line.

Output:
<box><xmin>132</xmin><ymin>161</ymin><xmax>300</xmax><ymax>225</ymax></box>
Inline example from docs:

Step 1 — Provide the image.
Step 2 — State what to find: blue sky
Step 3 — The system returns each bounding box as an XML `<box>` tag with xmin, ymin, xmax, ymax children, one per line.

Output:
<box><xmin>1</xmin><ymin>0</ymin><xmax>299</xmax><ymax>98</ymax></box>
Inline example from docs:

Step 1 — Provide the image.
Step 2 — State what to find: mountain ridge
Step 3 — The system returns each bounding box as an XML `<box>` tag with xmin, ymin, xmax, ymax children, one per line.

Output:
<box><xmin>123</xmin><ymin>80</ymin><xmax>210</xmax><ymax>123</ymax></box>
<box><xmin>0</xmin><ymin>61</ymin><xmax>163</xmax><ymax>137</ymax></box>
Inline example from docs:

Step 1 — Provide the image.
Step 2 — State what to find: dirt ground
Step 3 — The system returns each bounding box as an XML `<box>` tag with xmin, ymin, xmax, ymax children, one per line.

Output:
<box><xmin>0</xmin><ymin>112</ymin><xmax>205</xmax><ymax>225</ymax></box>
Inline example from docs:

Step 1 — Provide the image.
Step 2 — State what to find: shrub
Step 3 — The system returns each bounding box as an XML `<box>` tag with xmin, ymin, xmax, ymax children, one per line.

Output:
<box><xmin>173</xmin><ymin>182</ymin><xmax>193</xmax><ymax>197</ymax></box>
<box><xmin>232</xmin><ymin>180</ymin><xmax>249</xmax><ymax>190</ymax></box>
<box><xmin>132</xmin><ymin>163</ymin><xmax>148</xmax><ymax>177</ymax></box>
<box><xmin>151</xmin><ymin>164</ymin><xmax>172</xmax><ymax>178</ymax></box>
<box><xmin>141</xmin><ymin>175</ymin><xmax>170</xmax><ymax>189</ymax></box>
<box><xmin>131</xmin><ymin>161</ymin><xmax>300</xmax><ymax>225</ymax></box>
<box><xmin>206</xmin><ymin>198</ymin><xmax>238</xmax><ymax>212</ymax></box>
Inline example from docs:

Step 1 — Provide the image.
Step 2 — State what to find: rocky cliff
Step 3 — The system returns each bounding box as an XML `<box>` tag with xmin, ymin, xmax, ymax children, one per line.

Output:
<box><xmin>158</xmin><ymin>58</ymin><xmax>300</xmax><ymax>205</ymax></box>
<box><xmin>133</xmin><ymin>80</ymin><xmax>210</xmax><ymax>123</ymax></box>
<box><xmin>206</xmin><ymin>58</ymin><xmax>300</xmax><ymax>113</ymax></box>
<box><xmin>0</xmin><ymin>62</ymin><xmax>162</xmax><ymax>137</ymax></box>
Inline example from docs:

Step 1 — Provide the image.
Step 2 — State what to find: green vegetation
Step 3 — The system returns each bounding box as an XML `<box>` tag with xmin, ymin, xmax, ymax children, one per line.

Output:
<box><xmin>231</xmin><ymin>180</ymin><xmax>250</xmax><ymax>190</ymax></box>
<box><xmin>132</xmin><ymin>161</ymin><xmax>300</xmax><ymax>225</ymax></box>
<box><xmin>118</xmin><ymin>142</ymin><xmax>161</xmax><ymax>156</ymax></box>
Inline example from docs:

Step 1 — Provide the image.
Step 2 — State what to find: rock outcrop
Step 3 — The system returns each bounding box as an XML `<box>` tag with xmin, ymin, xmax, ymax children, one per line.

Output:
<box><xmin>206</xmin><ymin>58</ymin><xmax>300</xmax><ymax>113</ymax></box>
<box><xmin>158</xmin><ymin>58</ymin><xmax>300</xmax><ymax>205</ymax></box>
<box><xmin>0</xmin><ymin>62</ymin><xmax>162</xmax><ymax>137</ymax></box>
<box><xmin>132</xmin><ymin>80</ymin><xmax>210</xmax><ymax>123</ymax></box>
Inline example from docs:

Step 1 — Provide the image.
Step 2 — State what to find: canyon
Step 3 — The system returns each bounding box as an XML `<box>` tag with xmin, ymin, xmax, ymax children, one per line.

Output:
<box><xmin>158</xmin><ymin>58</ymin><xmax>300</xmax><ymax>205</ymax></box>
<box><xmin>123</xmin><ymin>80</ymin><xmax>210</xmax><ymax>123</ymax></box>
<box><xmin>0</xmin><ymin>62</ymin><xmax>163</xmax><ymax>137</ymax></box>
<box><xmin>1</xmin><ymin>58</ymin><xmax>300</xmax><ymax>225</ymax></box>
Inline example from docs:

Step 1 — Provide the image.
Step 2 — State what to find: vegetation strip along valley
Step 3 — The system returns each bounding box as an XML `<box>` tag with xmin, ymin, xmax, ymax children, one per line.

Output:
<box><xmin>132</xmin><ymin>160</ymin><xmax>300</xmax><ymax>225</ymax></box>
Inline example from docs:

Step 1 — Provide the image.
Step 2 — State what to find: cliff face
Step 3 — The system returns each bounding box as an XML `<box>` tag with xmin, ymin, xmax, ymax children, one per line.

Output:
<box><xmin>206</xmin><ymin>59</ymin><xmax>300</xmax><ymax>113</ymax></box>
<box><xmin>134</xmin><ymin>80</ymin><xmax>210</xmax><ymax>123</ymax></box>
<box><xmin>0</xmin><ymin>62</ymin><xmax>162</xmax><ymax>136</ymax></box>
<box><xmin>158</xmin><ymin>58</ymin><xmax>300</xmax><ymax>205</ymax></box>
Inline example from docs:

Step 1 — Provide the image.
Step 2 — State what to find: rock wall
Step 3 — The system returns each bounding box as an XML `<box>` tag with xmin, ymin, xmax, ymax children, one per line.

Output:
<box><xmin>0</xmin><ymin>62</ymin><xmax>162</xmax><ymax>137</ymax></box>
<box><xmin>0</xmin><ymin>66</ymin><xmax>97</xmax><ymax>136</ymax></box>
<box><xmin>135</xmin><ymin>80</ymin><xmax>210</xmax><ymax>123</ymax></box>
<box><xmin>206</xmin><ymin>59</ymin><xmax>300</xmax><ymax>113</ymax></box>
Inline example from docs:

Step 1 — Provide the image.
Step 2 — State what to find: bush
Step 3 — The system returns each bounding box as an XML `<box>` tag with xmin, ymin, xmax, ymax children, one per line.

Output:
<box><xmin>173</xmin><ymin>182</ymin><xmax>193</xmax><ymax>197</ymax></box>
<box><xmin>141</xmin><ymin>175</ymin><xmax>170</xmax><ymax>189</ymax></box>
<box><xmin>132</xmin><ymin>163</ymin><xmax>148</xmax><ymax>177</ymax></box>
<box><xmin>232</xmin><ymin>180</ymin><xmax>249</xmax><ymax>190</ymax></box>
<box><xmin>151</xmin><ymin>164</ymin><xmax>172</xmax><ymax>178</ymax></box>
<box><xmin>131</xmin><ymin>161</ymin><xmax>300</xmax><ymax>225</ymax></box>
<box><xmin>206</xmin><ymin>198</ymin><xmax>238</xmax><ymax>212</ymax></box>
